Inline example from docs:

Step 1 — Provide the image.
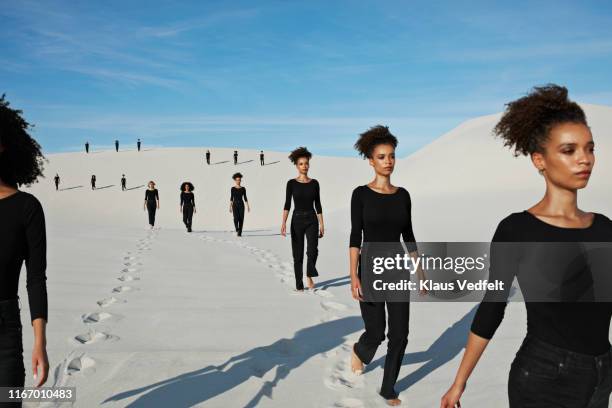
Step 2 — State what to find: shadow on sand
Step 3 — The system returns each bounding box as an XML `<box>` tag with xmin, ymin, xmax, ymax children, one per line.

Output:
<box><xmin>262</xmin><ymin>161</ymin><xmax>280</xmax><ymax>166</ymax></box>
<box><xmin>316</xmin><ymin>276</ymin><xmax>351</xmax><ymax>290</ymax></box>
<box><xmin>103</xmin><ymin>317</ymin><xmax>362</xmax><ymax>407</ymax></box>
<box><xmin>212</xmin><ymin>161</ymin><xmax>230</xmax><ymax>165</ymax></box>
<box><xmin>126</xmin><ymin>185</ymin><xmax>145</xmax><ymax>191</ymax></box>
<box><xmin>95</xmin><ymin>185</ymin><xmax>115</xmax><ymax>190</ymax></box>
<box><xmin>59</xmin><ymin>185</ymin><xmax>84</xmax><ymax>191</ymax></box>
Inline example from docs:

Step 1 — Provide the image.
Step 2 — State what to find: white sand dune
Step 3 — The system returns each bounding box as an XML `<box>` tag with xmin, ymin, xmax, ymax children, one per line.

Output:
<box><xmin>17</xmin><ymin>104</ymin><xmax>612</xmax><ymax>407</ymax></box>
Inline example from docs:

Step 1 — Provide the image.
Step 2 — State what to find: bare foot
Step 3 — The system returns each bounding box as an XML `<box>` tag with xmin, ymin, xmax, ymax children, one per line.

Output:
<box><xmin>351</xmin><ymin>346</ymin><xmax>363</xmax><ymax>375</ymax></box>
<box><xmin>386</xmin><ymin>398</ymin><xmax>401</xmax><ymax>406</ymax></box>
<box><xmin>307</xmin><ymin>277</ymin><xmax>315</xmax><ymax>289</ymax></box>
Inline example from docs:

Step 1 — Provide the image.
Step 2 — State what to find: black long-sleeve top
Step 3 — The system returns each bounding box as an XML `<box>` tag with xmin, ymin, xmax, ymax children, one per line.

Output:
<box><xmin>283</xmin><ymin>179</ymin><xmax>322</xmax><ymax>214</ymax></box>
<box><xmin>471</xmin><ymin>211</ymin><xmax>612</xmax><ymax>355</ymax></box>
<box><xmin>349</xmin><ymin>185</ymin><xmax>417</xmax><ymax>252</ymax></box>
<box><xmin>145</xmin><ymin>189</ymin><xmax>159</xmax><ymax>201</ymax></box>
<box><xmin>180</xmin><ymin>192</ymin><xmax>195</xmax><ymax>207</ymax></box>
<box><xmin>0</xmin><ymin>191</ymin><xmax>48</xmax><ymax>322</ymax></box>
<box><xmin>230</xmin><ymin>187</ymin><xmax>248</xmax><ymax>205</ymax></box>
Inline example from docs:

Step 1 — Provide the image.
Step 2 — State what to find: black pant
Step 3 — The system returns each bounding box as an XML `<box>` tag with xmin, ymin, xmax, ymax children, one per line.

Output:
<box><xmin>206</xmin><ymin>157</ymin><xmax>210</xmax><ymax>165</ymax></box>
<box><xmin>509</xmin><ymin>335</ymin><xmax>612</xmax><ymax>407</ymax></box>
<box><xmin>0</xmin><ymin>299</ymin><xmax>24</xmax><ymax>408</ymax></box>
<box><xmin>147</xmin><ymin>201</ymin><xmax>157</xmax><ymax>226</ymax></box>
<box><xmin>234</xmin><ymin>157</ymin><xmax>237</xmax><ymax>165</ymax></box>
<box><xmin>115</xmin><ymin>145</ymin><xmax>119</xmax><ymax>152</ymax></box>
<box><xmin>260</xmin><ymin>158</ymin><xmax>264</xmax><ymax>165</ymax></box>
<box><xmin>121</xmin><ymin>183</ymin><xmax>126</xmax><ymax>191</ymax></box>
<box><xmin>354</xmin><ymin>301</ymin><xmax>410</xmax><ymax>400</ymax></box>
<box><xmin>55</xmin><ymin>183</ymin><xmax>58</xmax><ymax>191</ymax></box>
<box><xmin>137</xmin><ymin>144</ymin><xmax>141</xmax><ymax>151</ymax></box>
<box><xmin>232</xmin><ymin>203</ymin><xmax>244</xmax><ymax>235</ymax></box>
<box><xmin>183</xmin><ymin>205</ymin><xmax>194</xmax><ymax>230</ymax></box>
<box><xmin>290</xmin><ymin>210</ymin><xmax>319</xmax><ymax>290</ymax></box>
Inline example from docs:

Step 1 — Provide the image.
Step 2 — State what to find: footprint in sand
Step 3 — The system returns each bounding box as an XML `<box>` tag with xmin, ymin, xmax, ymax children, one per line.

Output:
<box><xmin>123</xmin><ymin>262</ymin><xmax>143</xmax><ymax>267</ymax></box>
<box><xmin>123</xmin><ymin>256</ymin><xmax>139</xmax><ymax>261</ymax></box>
<box><xmin>321</xmin><ymin>301</ymin><xmax>348</xmax><ymax>312</ymax></box>
<box><xmin>312</xmin><ymin>288</ymin><xmax>334</xmax><ymax>298</ymax></box>
<box><xmin>112</xmin><ymin>285</ymin><xmax>136</xmax><ymax>293</ymax></box>
<box><xmin>65</xmin><ymin>354</ymin><xmax>96</xmax><ymax>375</ymax></box>
<box><xmin>96</xmin><ymin>296</ymin><xmax>125</xmax><ymax>308</ymax></box>
<box><xmin>117</xmin><ymin>275</ymin><xmax>140</xmax><ymax>282</ymax></box>
<box><xmin>121</xmin><ymin>267</ymin><xmax>138</xmax><ymax>273</ymax></box>
<box><xmin>325</xmin><ymin>360</ymin><xmax>365</xmax><ymax>391</ymax></box>
<box><xmin>81</xmin><ymin>312</ymin><xmax>115</xmax><ymax>324</ymax></box>
<box><xmin>73</xmin><ymin>330</ymin><xmax>119</xmax><ymax>345</ymax></box>
<box><xmin>333</xmin><ymin>398</ymin><xmax>365</xmax><ymax>408</ymax></box>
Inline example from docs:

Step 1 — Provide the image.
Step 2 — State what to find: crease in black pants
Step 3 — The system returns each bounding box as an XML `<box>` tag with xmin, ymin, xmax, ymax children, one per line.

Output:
<box><xmin>183</xmin><ymin>205</ymin><xmax>194</xmax><ymax>229</ymax></box>
<box><xmin>0</xmin><ymin>298</ymin><xmax>25</xmax><ymax>408</ymax></box>
<box><xmin>147</xmin><ymin>201</ymin><xmax>157</xmax><ymax>226</ymax></box>
<box><xmin>290</xmin><ymin>210</ymin><xmax>319</xmax><ymax>290</ymax></box>
<box><xmin>232</xmin><ymin>203</ymin><xmax>245</xmax><ymax>235</ymax></box>
<box><xmin>354</xmin><ymin>298</ymin><xmax>410</xmax><ymax>400</ymax></box>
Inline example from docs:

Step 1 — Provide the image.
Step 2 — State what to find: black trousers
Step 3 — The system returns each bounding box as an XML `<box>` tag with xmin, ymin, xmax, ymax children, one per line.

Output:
<box><xmin>290</xmin><ymin>210</ymin><xmax>319</xmax><ymax>290</ymax></box>
<box><xmin>0</xmin><ymin>299</ymin><xmax>24</xmax><ymax>408</ymax></box>
<box><xmin>509</xmin><ymin>335</ymin><xmax>612</xmax><ymax>407</ymax></box>
<box><xmin>121</xmin><ymin>183</ymin><xmax>126</xmax><ymax>191</ymax></box>
<box><xmin>182</xmin><ymin>205</ymin><xmax>194</xmax><ymax>229</ymax></box>
<box><xmin>354</xmin><ymin>301</ymin><xmax>410</xmax><ymax>400</ymax></box>
<box><xmin>232</xmin><ymin>203</ymin><xmax>245</xmax><ymax>235</ymax></box>
<box><xmin>146</xmin><ymin>201</ymin><xmax>157</xmax><ymax>226</ymax></box>
<box><xmin>206</xmin><ymin>157</ymin><xmax>210</xmax><ymax>165</ymax></box>
<box><xmin>55</xmin><ymin>183</ymin><xmax>58</xmax><ymax>191</ymax></box>
<box><xmin>260</xmin><ymin>158</ymin><xmax>264</xmax><ymax>165</ymax></box>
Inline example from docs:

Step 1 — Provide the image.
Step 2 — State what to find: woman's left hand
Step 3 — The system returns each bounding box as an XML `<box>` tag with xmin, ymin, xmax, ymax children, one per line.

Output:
<box><xmin>32</xmin><ymin>345</ymin><xmax>49</xmax><ymax>387</ymax></box>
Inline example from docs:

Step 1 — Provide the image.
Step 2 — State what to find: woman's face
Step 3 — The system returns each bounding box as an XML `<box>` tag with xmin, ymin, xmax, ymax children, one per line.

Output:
<box><xmin>368</xmin><ymin>143</ymin><xmax>395</xmax><ymax>176</ymax></box>
<box><xmin>296</xmin><ymin>157</ymin><xmax>310</xmax><ymax>175</ymax></box>
<box><xmin>149</xmin><ymin>183</ymin><xmax>154</xmax><ymax>189</ymax></box>
<box><xmin>235</xmin><ymin>177</ymin><xmax>242</xmax><ymax>184</ymax></box>
<box><xmin>532</xmin><ymin>122</ymin><xmax>594</xmax><ymax>190</ymax></box>
<box><xmin>184</xmin><ymin>184</ymin><xmax>190</xmax><ymax>192</ymax></box>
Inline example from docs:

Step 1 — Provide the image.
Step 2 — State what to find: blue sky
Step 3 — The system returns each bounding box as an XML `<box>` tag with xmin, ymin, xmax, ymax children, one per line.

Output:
<box><xmin>2</xmin><ymin>0</ymin><xmax>612</xmax><ymax>157</ymax></box>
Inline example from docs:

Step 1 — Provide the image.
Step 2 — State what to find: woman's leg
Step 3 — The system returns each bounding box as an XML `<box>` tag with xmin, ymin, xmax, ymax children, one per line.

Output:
<box><xmin>290</xmin><ymin>216</ymin><xmax>306</xmax><ymax>290</ymax></box>
<box><xmin>237</xmin><ymin>205</ymin><xmax>244</xmax><ymax>235</ymax></box>
<box><xmin>354</xmin><ymin>301</ymin><xmax>386</xmax><ymax>365</ymax></box>
<box><xmin>304</xmin><ymin>216</ymin><xmax>319</xmax><ymax>278</ymax></box>
<box><xmin>0</xmin><ymin>303</ymin><xmax>25</xmax><ymax>408</ymax></box>
<box><xmin>379</xmin><ymin>301</ymin><xmax>410</xmax><ymax>400</ymax></box>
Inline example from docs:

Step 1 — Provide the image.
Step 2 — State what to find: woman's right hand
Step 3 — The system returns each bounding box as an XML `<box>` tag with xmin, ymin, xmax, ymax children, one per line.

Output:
<box><xmin>351</xmin><ymin>277</ymin><xmax>363</xmax><ymax>301</ymax></box>
<box><xmin>440</xmin><ymin>382</ymin><xmax>465</xmax><ymax>408</ymax></box>
<box><xmin>281</xmin><ymin>223</ymin><xmax>286</xmax><ymax>237</ymax></box>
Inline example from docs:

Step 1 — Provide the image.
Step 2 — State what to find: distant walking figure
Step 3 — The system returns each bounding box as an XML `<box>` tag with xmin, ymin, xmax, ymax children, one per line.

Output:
<box><xmin>90</xmin><ymin>175</ymin><xmax>96</xmax><ymax>190</ymax></box>
<box><xmin>260</xmin><ymin>150</ymin><xmax>265</xmax><ymax>166</ymax></box>
<box><xmin>180</xmin><ymin>182</ymin><xmax>196</xmax><ymax>232</ymax></box>
<box><xmin>233</xmin><ymin>150</ymin><xmax>238</xmax><ymax>165</ymax></box>
<box><xmin>144</xmin><ymin>181</ymin><xmax>160</xmax><ymax>229</ymax></box>
<box><xmin>85</xmin><ymin>141</ymin><xmax>89</xmax><ymax>153</ymax></box>
<box><xmin>206</xmin><ymin>149</ymin><xmax>211</xmax><ymax>165</ymax></box>
<box><xmin>281</xmin><ymin>147</ymin><xmax>324</xmax><ymax>291</ymax></box>
<box><xmin>230</xmin><ymin>172</ymin><xmax>250</xmax><ymax>237</ymax></box>
<box><xmin>137</xmin><ymin>139</ymin><xmax>141</xmax><ymax>152</ymax></box>
<box><xmin>54</xmin><ymin>174</ymin><xmax>60</xmax><ymax>191</ymax></box>
<box><xmin>115</xmin><ymin>140</ymin><xmax>119</xmax><ymax>152</ymax></box>
<box><xmin>121</xmin><ymin>174</ymin><xmax>126</xmax><ymax>191</ymax></box>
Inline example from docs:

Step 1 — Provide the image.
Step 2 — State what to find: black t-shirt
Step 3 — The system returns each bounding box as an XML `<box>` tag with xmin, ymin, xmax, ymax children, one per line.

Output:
<box><xmin>349</xmin><ymin>185</ymin><xmax>417</xmax><ymax>252</ymax></box>
<box><xmin>0</xmin><ymin>191</ymin><xmax>48</xmax><ymax>322</ymax></box>
<box><xmin>283</xmin><ymin>179</ymin><xmax>323</xmax><ymax>214</ymax></box>
<box><xmin>180</xmin><ymin>192</ymin><xmax>195</xmax><ymax>207</ymax></box>
<box><xmin>471</xmin><ymin>211</ymin><xmax>612</xmax><ymax>355</ymax></box>
<box><xmin>230</xmin><ymin>187</ymin><xmax>248</xmax><ymax>205</ymax></box>
<box><xmin>145</xmin><ymin>189</ymin><xmax>159</xmax><ymax>201</ymax></box>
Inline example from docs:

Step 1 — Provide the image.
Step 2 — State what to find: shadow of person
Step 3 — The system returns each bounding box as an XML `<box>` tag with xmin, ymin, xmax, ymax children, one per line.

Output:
<box><xmin>316</xmin><ymin>276</ymin><xmax>351</xmax><ymax>290</ymax></box>
<box><xmin>367</xmin><ymin>304</ymin><xmax>480</xmax><ymax>392</ymax></box>
<box><xmin>103</xmin><ymin>316</ymin><xmax>362</xmax><ymax>407</ymax></box>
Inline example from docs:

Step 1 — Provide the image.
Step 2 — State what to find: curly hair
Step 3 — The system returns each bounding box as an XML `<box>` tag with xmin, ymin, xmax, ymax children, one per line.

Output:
<box><xmin>0</xmin><ymin>94</ymin><xmax>45</xmax><ymax>186</ymax></box>
<box><xmin>180</xmin><ymin>181</ymin><xmax>195</xmax><ymax>192</ymax></box>
<box><xmin>288</xmin><ymin>147</ymin><xmax>312</xmax><ymax>164</ymax></box>
<box><xmin>354</xmin><ymin>125</ymin><xmax>398</xmax><ymax>158</ymax></box>
<box><xmin>494</xmin><ymin>84</ymin><xmax>587</xmax><ymax>156</ymax></box>
<box><xmin>232</xmin><ymin>172</ymin><xmax>243</xmax><ymax>180</ymax></box>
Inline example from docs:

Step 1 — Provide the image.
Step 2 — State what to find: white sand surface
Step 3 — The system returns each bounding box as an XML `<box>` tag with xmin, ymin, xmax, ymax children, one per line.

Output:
<box><xmin>17</xmin><ymin>104</ymin><xmax>612</xmax><ymax>407</ymax></box>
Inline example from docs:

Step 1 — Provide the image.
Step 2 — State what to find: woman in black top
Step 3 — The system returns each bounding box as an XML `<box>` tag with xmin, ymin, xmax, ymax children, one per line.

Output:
<box><xmin>442</xmin><ymin>85</ymin><xmax>612</xmax><ymax>408</ymax></box>
<box><xmin>0</xmin><ymin>95</ymin><xmax>49</xmax><ymax>397</ymax></box>
<box><xmin>144</xmin><ymin>180</ymin><xmax>160</xmax><ymax>229</ymax></box>
<box><xmin>91</xmin><ymin>174</ymin><xmax>96</xmax><ymax>190</ymax></box>
<box><xmin>180</xmin><ymin>182</ymin><xmax>196</xmax><ymax>232</ymax></box>
<box><xmin>281</xmin><ymin>147</ymin><xmax>324</xmax><ymax>291</ymax></box>
<box><xmin>349</xmin><ymin>127</ymin><xmax>425</xmax><ymax>406</ymax></box>
<box><xmin>230</xmin><ymin>173</ymin><xmax>250</xmax><ymax>237</ymax></box>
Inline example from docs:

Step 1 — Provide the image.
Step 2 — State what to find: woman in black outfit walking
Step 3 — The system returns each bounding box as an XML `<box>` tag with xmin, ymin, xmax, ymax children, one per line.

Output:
<box><xmin>349</xmin><ymin>127</ymin><xmax>426</xmax><ymax>406</ymax></box>
<box><xmin>0</xmin><ymin>96</ymin><xmax>49</xmax><ymax>403</ymax></box>
<box><xmin>441</xmin><ymin>85</ymin><xmax>612</xmax><ymax>408</ymax></box>
<box><xmin>180</xmin><ymin>182</ymin><xmax>196</xmax><ymax>232</ymax></box>
<box><xmin>281</xmin><ymin>147</ymin><xmax>324</xmax><ymax>291</ymax></box>
<box><xmin>144</xmin><ymin>181</ymin><xmax>160</xmax><ymax>229</ymax></box>
<box><xmin>230</xmin><ymin>173</ymin><xmax>250</xmax><ymax>236</ymax></box>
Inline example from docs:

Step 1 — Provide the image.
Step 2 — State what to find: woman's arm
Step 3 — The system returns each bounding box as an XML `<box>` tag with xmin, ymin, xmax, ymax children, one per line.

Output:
<box><xmin>281</xmin><ymin>181</ymin><xmax>292</xmax><ymax>235</ymax></box>
<box><xmin>314</xmin><ymin>181</ymin><xmax>323</xmax><ymax>236</ymax></box>
<box><xmin>349</xmin><ymin>188</ymin><xmax>363</xmax><ymax>300</ymax></box>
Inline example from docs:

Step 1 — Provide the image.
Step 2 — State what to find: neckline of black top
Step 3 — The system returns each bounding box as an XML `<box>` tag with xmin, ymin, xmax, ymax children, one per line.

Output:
<box><xmin>523</xmin><ymin>210</ymin><xmax>599</xmax><ymax>230</ymax></box>
<box><xmin>364</xmin><ymin>185</ymin><xmax>400</xmax><ymax>196</ymax></box>
<box><xmin>0</xmin><ymin>190</ymin><xmax>21</xmax><ymax>201</ymax></box>
<box><xmin>294</xmin><ymin>178</ymin><xmax>314</xmax><ymax>184</ymax></box>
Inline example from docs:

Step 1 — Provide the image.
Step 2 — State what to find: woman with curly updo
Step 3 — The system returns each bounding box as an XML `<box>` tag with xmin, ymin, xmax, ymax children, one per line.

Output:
<box><xmin>0</xmin><ymin>95</ymin><xmax>50</xmax><ymax>399</ymax></box>
<box><xmin>441</xmin><ymin>85</ymin><xmax>612</xmax><ymax>407</ymax></box>
<box><xmin>281</xmin><ymin>147</ymin><xmax>324</xmax><ymax>291</ymax></box>
<box><xmin>230</xmin><ymin>172</ymin><xmax>250</xmax><ymax>237</ymax></box>
<box><xmin>349</xmin><ymin>126</ymin><xmax>426</xmax><ymax>406</ymax></box>
<box><xmin>179</xmin><ymin>181</ymin><xmax>196</xmax><ymax>232</ymax></box>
